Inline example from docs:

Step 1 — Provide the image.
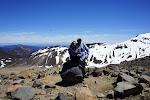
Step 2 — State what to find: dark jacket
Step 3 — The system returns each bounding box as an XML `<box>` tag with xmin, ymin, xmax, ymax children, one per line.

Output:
<box><xmin>68</xmin><ymin>48</ymin><xmax>80</xmax><ymax>62</ymax></box>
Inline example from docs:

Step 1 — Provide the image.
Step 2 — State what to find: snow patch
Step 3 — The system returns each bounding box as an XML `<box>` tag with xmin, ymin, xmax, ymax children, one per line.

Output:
<box><xmin>45</xmin><ymin>65</ymin><xmax>53</xmax><ymax>68</ymax></box>
<box><xmin>0</xmin><ymin>61</ymin><xmax>6</xmax><ymax>68</ymax></box>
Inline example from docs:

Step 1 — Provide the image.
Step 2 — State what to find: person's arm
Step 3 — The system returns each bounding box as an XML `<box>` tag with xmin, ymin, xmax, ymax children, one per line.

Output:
<box><xmin>68</xmin><ymin>48</ymin><xmax>78</xmax><ymax>56</ymax></box>
<box><xmin>84</xmin><ymin>44</ymin><xmax>89</xmax><ymax>56</ymax></box>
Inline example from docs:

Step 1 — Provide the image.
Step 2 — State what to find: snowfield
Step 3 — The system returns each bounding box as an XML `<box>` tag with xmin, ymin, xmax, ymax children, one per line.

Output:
<box><xmin>30</xmin><ymin>33</ymin><xmax>150</xmax><ymax>68</ymax></box>
<box><xmin>87</xmin><ymin>33</ymin><xmax>150</xmax><ymax>67</ymax></box>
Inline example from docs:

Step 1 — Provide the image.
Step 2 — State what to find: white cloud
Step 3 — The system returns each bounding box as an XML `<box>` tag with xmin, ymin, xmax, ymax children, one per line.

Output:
<box><xmin>0</xmin><ymin>32</ymin><xmax>134</xmax><ymax>44</ymax></box>
<box><xmin>2</xmin><ymin>32</ymin><xmax>36</xmax><ymax>36</ymax></box>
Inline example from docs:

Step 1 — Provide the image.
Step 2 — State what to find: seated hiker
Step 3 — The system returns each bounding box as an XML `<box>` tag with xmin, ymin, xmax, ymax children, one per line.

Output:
<box><xmin>77</xmin><ymin>38</ymin><xmax>89</xmax><ymax>78</ymax></box>
<box><xmin>68</xmin><ymin>41</ymin><xmax>82</xmax><ymax>64</ymax></box>
<box><xmin>60</xmin><ymin>41</ymin><xmax>83</xmax><ymax>83</ymax></box>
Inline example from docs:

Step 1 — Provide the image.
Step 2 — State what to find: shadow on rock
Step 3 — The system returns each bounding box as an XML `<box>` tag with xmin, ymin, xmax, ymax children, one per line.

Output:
<box><xmin>56</xmin><ymin>80</ymin><xmax>82</xmax><ymax>87</ymax></box>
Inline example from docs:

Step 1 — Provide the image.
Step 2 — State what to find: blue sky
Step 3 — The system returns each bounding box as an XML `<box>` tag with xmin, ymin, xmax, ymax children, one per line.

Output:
<box><xmin>0</xmin><ymin>0</ymin><xmax>150</xmax><ymax>46</ymax></box>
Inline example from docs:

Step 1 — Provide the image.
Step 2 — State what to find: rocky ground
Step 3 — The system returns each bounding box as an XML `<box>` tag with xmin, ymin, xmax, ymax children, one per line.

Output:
<box><xmin>0</xmin><ymin>57</ymin><xmax>150</xmax><ymax>100</ymax></box>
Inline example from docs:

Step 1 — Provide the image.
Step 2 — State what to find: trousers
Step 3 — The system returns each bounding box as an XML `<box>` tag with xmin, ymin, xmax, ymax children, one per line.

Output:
<box><xmin>79</xmin><ymin>60</ymin><xmax>86</xmax><ymax>76</ymax></box>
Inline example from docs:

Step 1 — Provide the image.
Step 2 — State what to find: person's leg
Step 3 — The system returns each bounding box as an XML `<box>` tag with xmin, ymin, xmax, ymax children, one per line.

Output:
<box><xmin>79</xmin><ymin>60</ymin><xmax>88</xmax><ymax>78</ymax></box>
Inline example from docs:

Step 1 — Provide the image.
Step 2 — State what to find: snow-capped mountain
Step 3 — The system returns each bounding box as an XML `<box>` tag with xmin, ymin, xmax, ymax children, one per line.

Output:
<box><xmin>29</xmin><ymin>33</ymin><xmax>150</xmax><ymax>68</ymax></box>
<box><xmin>88</xmin><ymin>33</ymin><xmax>150</xmax><ymax>67</ymax></box>
<box><xmin>30</xmin><ymin>46</ymin><xmax>69</xmax><ymax>68</ymax></box>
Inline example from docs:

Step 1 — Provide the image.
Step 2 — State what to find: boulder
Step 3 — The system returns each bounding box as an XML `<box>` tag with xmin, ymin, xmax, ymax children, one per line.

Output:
<box><xmin>37</xmin><ymin>74</ymin><xmax>45</xmax><ymax>79</ymax></box>
<box><xmin>44</xmin><ymin>81</ymin><xmax>56</xmax><ymax>88</ymax></box>
<box><xmin>92</xmin><ymin>68</ymin><xmax>103</xmax><ymax>77</ymax></box>
<box><xmin>114</xmin><ymin>82</ymin><xmax>143</xmax><ymax>99</ymax></box>
<box><xmin>129</xmin><ymin>71</ymin><xmax>136</xmax><ymax>77</ymax></box>
<box><xmin>139</xmin><ymin>83</ymin><xmax>148</xmax><ymax>89</ymax></box>
<box><xmin>13</xmin><ymin>79</ymin><xmax>24</xmax><ymax>85</ymax></box>
<box><xmin>55</xmin><ymin>93</ymin><xmax>69</xmax><ymax>100</ymax></box>
<box><xmin>32</xmin><ymin>80</ymin><xmax>43</xmax><ymax>88</ymax></box>
<box><xmin>139</xmin><ymin>75</ymin><xmax>150</xmax><ymax>84</ymax></box>
<box><xmin>144</xmin><ymin>88</ymin><xmax>150</xmax><ymax>92</ymax></box>
<box><xmin>136</xmin><ymin>67</ymin><xmax>144</xmax><ymax>74</ymax></box>
<box><xmin>116</xmin><ymin>72</ymin><xmax>136</xmax><ymax>84</ymax></box>
<box><xmin>11</xmin><ymin>87</ymin><xmax>35</xmax><ymax>100</ymax></box>
<box><xmin>75</xmin><ymin>87</ymin><xmax>96</xmax><ymax>100</ymax></box>
<box><xmin>60</xmin><ymin>60</ymin><xmax>83</xmax><ymax>82</ymax></box>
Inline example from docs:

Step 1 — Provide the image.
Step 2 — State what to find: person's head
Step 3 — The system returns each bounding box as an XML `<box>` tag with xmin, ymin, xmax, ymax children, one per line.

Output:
<box><xmin>69</xmin><ymin>41</ymin><xmax>78</xmax><ymax>51</ymax></box>
<box><xmin>71</xmin><ymin>41</ymin><xmax>76</xmax><ymax>47</ymax></box>
<box><xmin>77</xmin><ymin>38</ymin><xmax>82</xmax><ymax>45</ymax></box>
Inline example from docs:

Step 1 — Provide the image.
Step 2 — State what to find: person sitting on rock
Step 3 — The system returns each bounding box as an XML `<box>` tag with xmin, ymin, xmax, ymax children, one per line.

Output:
<box><xmin>60</xmin><ymin>41</ymin><xmax>84</xmax><ymax>83</ymax></box>
<box><xmin>77</xmin><ymin>38</ymin><xmax>89</xmax><ymax>78</ymax></box>
<box><xmin>68</xmin><ymin>41</ymin><xmax>82</xmax><ymax>64</ymax></box>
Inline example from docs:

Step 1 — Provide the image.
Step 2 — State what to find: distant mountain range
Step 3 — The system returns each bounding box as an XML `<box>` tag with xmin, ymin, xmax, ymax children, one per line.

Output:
<box><xmin>0</xmin><ymin>47</ymin><xmax>34</xmax><ymax>68</ymax></box>
<box><xmin>0</xmin><ymin>44</ymin><xmax>43</xmax><ymax>51</ymax></box>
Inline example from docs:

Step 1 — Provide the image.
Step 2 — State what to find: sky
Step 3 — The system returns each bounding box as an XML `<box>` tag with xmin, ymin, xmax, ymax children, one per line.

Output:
<box><xmin>0</xmin><ymin>0</ymin><xmax>150</xmax><ymax>46</ymax></box>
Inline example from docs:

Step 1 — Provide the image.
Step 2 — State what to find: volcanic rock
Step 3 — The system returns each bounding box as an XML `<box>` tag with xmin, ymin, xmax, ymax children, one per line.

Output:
<box><xmin>116</xmin><ymin>72</ymin><xmax>136</xmax><ymax>84</ymax></box>
<box><xmin>136</xmin><ymin>67</ymin><xmax>144</xmax><ymax>74</ymax></box>
<box><xmin>55</xmin><ymin>93</ymin><xmax>69</xmax><ymax>100</ymax></box>
<box><xmin>37</xmin><ymin>74</ymin><xmax>45</xmax><ymax>79</ymax></box>
<box><xmin>11</xmin><ymin>87</ymin><xmax>35</xmax><ymax>100</ymax></box>
<box><xmin>60</xmin><ymin>60</ymin><xmax>83</xmax><ymax>82</ymax></box>
<box><xmin>32</xmin><ymin>80</ymin><xmax>43</xmax><ymax>88</ymax></box>
<box><xmin>115</xmin><ymin>82</ymin><xmax>143</xmax><ymax>99</ymax></box>
<box><xmin>75</xmin><ymin>87</ymin><xmax>96</xmax><ymax>100</ymax></box>
<box><xmin>129</xmin><ymin>71</ymin><xmax>136</xmax><ymax>77</ymax></box>
<box><xmin>44</xmin><ymin>81</ymin><xmax>56</xmax><ymax>88</ymax></box>
<box><xmin>92</xmin><ymin>68</ymin><xmax>103</xmax><ymax>77</ymax></box>
<box><xmin>139</xmin><ymin>75</ymin><xmax>150</xmax><ymax>85</ymax></box>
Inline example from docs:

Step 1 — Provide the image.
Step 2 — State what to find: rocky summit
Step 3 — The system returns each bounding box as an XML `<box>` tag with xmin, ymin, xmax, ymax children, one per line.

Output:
<box><xmin>0</xmin><ymin>56</ymin><xmax>150</xmax><ymax>100</ymax></box>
